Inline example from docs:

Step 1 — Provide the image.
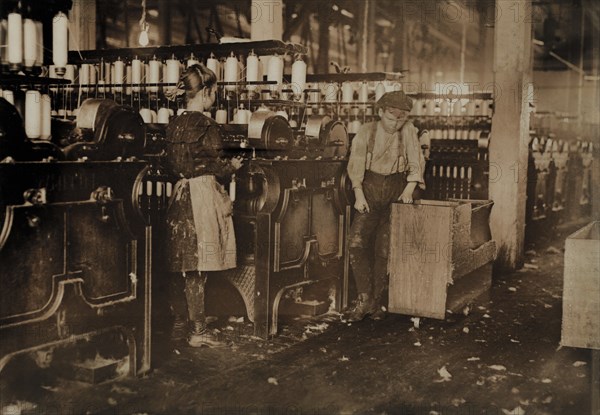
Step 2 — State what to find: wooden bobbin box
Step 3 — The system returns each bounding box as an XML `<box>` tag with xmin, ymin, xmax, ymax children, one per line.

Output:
<box><xmin>388</xmin><ymin>199</ymin><xmax>497</xmax><ymax>319</ymax></box>
<box><xmin>561</xmin><ymin>221</ymin><xmax>600</xmax><ymax>350</ymax></box>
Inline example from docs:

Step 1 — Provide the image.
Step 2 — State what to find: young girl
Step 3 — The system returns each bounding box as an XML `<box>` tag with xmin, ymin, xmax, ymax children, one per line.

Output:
<box><xmin>164</xmin><ymin>64</ymin><xmax>243</xmax><ymax>347</ymax></box>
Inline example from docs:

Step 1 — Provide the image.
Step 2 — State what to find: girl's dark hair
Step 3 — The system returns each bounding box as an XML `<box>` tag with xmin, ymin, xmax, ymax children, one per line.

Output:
<box><xmin>179</xmin><ymin>63</ymin><xmax>217</xmax><ymax>102</ymax></box>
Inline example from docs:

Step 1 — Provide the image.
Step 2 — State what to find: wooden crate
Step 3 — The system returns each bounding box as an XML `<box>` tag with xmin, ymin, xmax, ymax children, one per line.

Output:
<box><xmin>388</xmin><ymin>200</ymin><xmax>497</xmax><ymax>319</ymax></box>
<box><xmin>561</xmin><ymin>221</ymin><xmax>600</xmax><ymax>350</ymax></box>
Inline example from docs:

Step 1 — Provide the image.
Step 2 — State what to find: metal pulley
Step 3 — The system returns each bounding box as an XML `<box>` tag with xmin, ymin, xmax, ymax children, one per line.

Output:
<box><xmin>71</xmin><ymin>98</ymin><xmax>145</xmax><ymax>160</ymax></box>
<box><xmin>305</xmin><ymin>115</ymin><xmax>348</xmax><ymax>157</ymax></box>
<box><xmin>247</xmin><ymin>110</ymin><xmax>293</xmax><ymax>151</ymax></box>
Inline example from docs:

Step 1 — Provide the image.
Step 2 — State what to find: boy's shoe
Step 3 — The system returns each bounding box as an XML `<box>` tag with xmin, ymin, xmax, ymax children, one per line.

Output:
<box><xmin>369</xmin><ymin>306</ymin><xmax>387</xmax><ymax>321</ymax></box>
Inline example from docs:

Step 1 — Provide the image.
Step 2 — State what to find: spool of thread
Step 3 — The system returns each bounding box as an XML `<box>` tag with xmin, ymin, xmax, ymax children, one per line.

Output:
<box><xmin>412</xmin><ymin>99</ymin><xmax>421</xmax><ymax>115</ymax></box>
<box><xmin>440</xmin><ymin>100</ymin><xmax>449</xmax><ymax>116</ymax></box>
<box><xmin>187</xmin><ymin>54</ymin><xmax>199</xmax><ymax>67</ymax></box>
<box><xmin>349</xmin><ymin>120</ymin><xmax>362</xmax><ymax>134</ymax></box>
<box><xmin>267</xmin><ymin>54</ymin><xmax>283</xmax><ymax>93</ymax></box>
<box><xmin>79</xmin><ymin>63</ymin><xmax>90</xmax><ymax>92</ymax></box>
<box><xmin>104</xmin><ymin>61</ymin><xmax>112</xmax><ymax>85</ymax></box>
<box><xmin>246</xmin><ymin>51</ymin><xmax>259</xmax><ymax>92</ymax></box>
<box><xmin>157</xmin><ymin>107</ymin><xmax>170</xmax><ymax>124</ymax></box>
<box><xmin>291</xmin><ymin>57</ymin><xmax>307</xmax><ymax>97</ymax></box>
<box><xmin>48</xmin><ymin>65</ymin><xmax>57</xmax><ymax>92</ymax></box>
<box><xmin>7</xmin><ymin>12</ymin><xmax>23</xmax><ymax>67</ymax></box>
<box><xmin>97</xmin><ymin>62</ymin><xmax>106</xmax><ymax>93</ymax></box>
<box><xmin>375</xmin><ymin>82</ymin><xmax>385</xmax><ymax>101</ymax></box>
<box><xmin>308</xmin><ymin>83</ymin><xmax>320</xmax><ymax>103</ymax></box>
<box><xmin>25</xmin><ymin>90</ymin><xmax>42</xmax><ymax>139</ymax></box>
<box><xmin>52</xmin><ymin>12</ymin><xmax>68</xmax><ymax>69</ymax></box>
<box><xmin>324</xmin><ymin>82</ymin><xmax>338</xmax><ymax>103</ymax></box>
<box><xmin>342</xmin><ymin>82</ymin><xmax>354</xmax><ymax>102</ymax></box>
<box><xmin>359</xmin><ymin>82</ymin><xmax>369</xmax><ymax>102</ymax></box>
<box><xmin>148</xmin><ymin>58</ymin><xmax>160</xmax><ymax>93</ymax></box>
<box><xmin>23</xmin><ymin>18</ymin><xmax>37</xmax><ymax>68</ymax></box>
<box><xmin>224</xmin><ymin>53</ymin><xmax>239</xmax><ymax>92</ymax></box>
<box><xmin>207</xmin><ymin>55</ymin><xmax>219</xmax><ymax>80</ymax></box>
<box><xmin>486</xmin><ymin>99</ymin><xmax>493</xmax><ymax>116</ymax></box>
<box><xmin>88</xmin><ymin>64</ymin><xmax>97</xmax><ymax>91</ymax></box>
<box><xmin>448</xmin><ymin>126</ymin><xmax>456</xmax><ymax>140</ymax></box>
<box><xmin>281</xmin><ymin>89</ymin><xmax>291</xmax><ymax>100</ymax></box>
<box><xmin>113</xmin><ymin>59</ymin><xmax>125</xmax><ymax>92</ymax></box>
<box><xmin>215</xmin><ymin>108</ymin><xmax>227</xmax><ymax>124</ymax></box>
<box><xmin>125</xmin><ymin>65</ymin><xmax>132</xmax><ymax>95</ymax></box>
<box><xmin>34</xmin><ymin>21</ymin><xmax>44</xmax><ymax>66</ymax></box>
<box><xmin>466</xmin><ymin>100</ymin><xmax>475</xmax><ymax>116</ymax></box>
<box><xmin>2</xmin><ymin>90</ymin><xmax>14</xmax><ymax>105</ymax></box>
<box><xmin>139</xmin><ymin>108</ymin><xmax>152</xmax><ymax>123</ymax></box>
<box><xmin>41</xmin><ymin>94</ymin><xmax>52</xmax><ymax>140</ymax></box>
<box><xmin>237</xmin><ymin>105</ymin><xmax>251</xmax><ymax>124</ymax></box>
<box><xmin>64</xmin><ymin>65</ymin><xmax>75</xmax><ymax>92</ymax></box>
<box><xmin>131</xmin><ymin>58</ymin><xmax>142</xmax><ymax>92</ymax></box>
<box><xmin>453</xmin><ymin>101</ymin><xmax>462</xmax><ymax>116</ymax></box>
<box><xmin>289</xmin><ymin>119</ymin><xmax>298</xmax><ymax>128</ymax></box>
<box><xmin>165</xmin><ymin>58</ymin><xmax>180</xmax><ymax>93</ymax></box>
<box><xmin>426</xmin><ymin>100</ymin><xmax>436</xmax><ymax>116</ymax></box>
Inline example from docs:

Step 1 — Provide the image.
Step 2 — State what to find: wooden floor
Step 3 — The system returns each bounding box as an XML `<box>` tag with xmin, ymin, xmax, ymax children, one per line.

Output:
<box><xmin>1</xmin><ymin>221</ymin><xmax>597</xmax><ymax>415</ymax></box>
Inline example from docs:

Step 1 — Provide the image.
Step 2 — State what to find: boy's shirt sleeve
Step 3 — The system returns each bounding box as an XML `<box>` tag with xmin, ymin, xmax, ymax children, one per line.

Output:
<box><xmin>347</xmin><ymin>123</ymin><xmax>370</xmax><ymax>191</ymax></box>
<box><xmin>402</xmin><ymin>122</ymin><xmax>426</xmax><ymax>189</ymax></box>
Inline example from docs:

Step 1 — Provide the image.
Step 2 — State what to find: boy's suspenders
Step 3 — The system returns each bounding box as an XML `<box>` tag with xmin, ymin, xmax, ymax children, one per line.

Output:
<box><xmin>365</xmin><ymin>122</ymin><xmax>378</xmax><ymax>171</ymax></box>
<box><xmin>365</xmin><ymin>122</ymin><xmax>405</xmax><ymax>174</ymax></box>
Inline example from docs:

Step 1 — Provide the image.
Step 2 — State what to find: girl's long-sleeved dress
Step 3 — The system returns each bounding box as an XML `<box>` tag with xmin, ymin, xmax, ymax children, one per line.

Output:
<box><xmin>164</xmin><ymin>111</ymin><xmax>237</xmax><ymax>272</ymax></box>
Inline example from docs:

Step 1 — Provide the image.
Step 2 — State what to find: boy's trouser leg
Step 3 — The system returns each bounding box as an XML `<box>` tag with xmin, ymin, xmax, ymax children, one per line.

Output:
<box><xmin>348</xmin><ymin>210</ymin><xmax>381</xmax><ymax>296</ymax></box>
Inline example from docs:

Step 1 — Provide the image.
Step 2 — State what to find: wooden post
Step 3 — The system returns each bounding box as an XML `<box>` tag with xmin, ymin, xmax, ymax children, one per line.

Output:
<box><xmin>489</xmin><ymin>0</ymin><xmax>533</xmax><ymax>272</ymax></box>
<box><xmin>158</xmin><ymin>0</ymin><xmax>171</xmax><ymax>46</ymax></box>
<box><xmin>358</xmin><ymin>0</ymin><xmax>376</xmax><ymax>72</ymax></box>
<box><xmin>69</xmin><ymin>0</ymin><xmax>96</xmax><ymax>51</ymax></box>
<box><xmin>251</xmin><ymin>0</ymin><xmax>283</xmax><ymax>41</ymax></box>
<box><xmin>316</xmin><ymin>3</ymin><xmax>331</xmax><ymax>74</ymax></box>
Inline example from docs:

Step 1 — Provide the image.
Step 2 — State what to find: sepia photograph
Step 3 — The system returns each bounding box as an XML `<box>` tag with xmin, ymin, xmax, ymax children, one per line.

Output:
<box><xmin>0</xmin><ymin>0</ymin><xmax>598</xmax><ymax>413</ymax></box>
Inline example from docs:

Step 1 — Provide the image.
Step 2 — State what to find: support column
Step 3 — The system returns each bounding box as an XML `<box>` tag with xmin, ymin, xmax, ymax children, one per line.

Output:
<box><xmin>251</xmin><ymin>0</ymin><xmax>283</xmax><ymax>41</ymax></box>
<box><xmin>392</xmin><ymin>5</ymin><xmax>405</xmax><ymax>73</ymax></box>
<box><xmin>158</xmin><ymin>0</ymin><xmax>171</xmax><ymax>46</ymax></box>
<box><xmin>590</xmin><ymin>0</ymin><xmax>600</xmax><ymax>220</ymax></box>
<box><xmin>316</xmin><ymin>3</ymin><xmax>331</xmax><ymax>73</ymax></box>
<box><xmin>69</xmin><ymin>0</ymin><xmax>96</xmax><ymax>50</ymax></box>
<box><xmin>358</xmin><ymin>0</ymin><xmax>376</xmax><ymax>72</ymax></box>
<box><xmin>489</xmin><ymin>0</ymin><xmax>533</xmax><ymax>272</ymax></box>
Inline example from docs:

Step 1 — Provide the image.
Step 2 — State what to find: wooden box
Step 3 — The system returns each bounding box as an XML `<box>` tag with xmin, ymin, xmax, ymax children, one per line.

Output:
<box><xmin>388</xmin><ymin>200</ymin><xmax>497</xmax><ymax>319</ymax></box>
<box><xmin>561</xmin><ymin>221</ymin><xmax>600</xmax><ymax>350</ymax></box>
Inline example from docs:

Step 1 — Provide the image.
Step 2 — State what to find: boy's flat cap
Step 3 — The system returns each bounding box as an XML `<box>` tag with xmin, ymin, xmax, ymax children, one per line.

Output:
<box><xmin>377</xmin><ymin>91</ymin><xmax>413</xmax><ymax>111</ymax></box>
